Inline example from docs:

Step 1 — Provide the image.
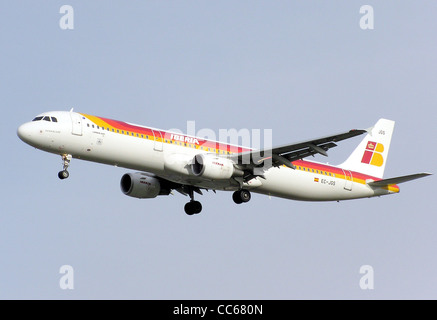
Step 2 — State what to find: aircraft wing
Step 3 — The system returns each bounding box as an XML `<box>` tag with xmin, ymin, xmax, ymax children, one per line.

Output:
<box><xmin>229</xmin><ymin>129</ymin><xmax>367</xmax><ymax>173</ymax></box>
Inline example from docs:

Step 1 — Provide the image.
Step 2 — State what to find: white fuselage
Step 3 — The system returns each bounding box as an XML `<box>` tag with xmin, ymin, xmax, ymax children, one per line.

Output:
<box><xmin>17</xmin><ymin>111</ymin><xmax>398</xmax><ymax>202</ymax></box>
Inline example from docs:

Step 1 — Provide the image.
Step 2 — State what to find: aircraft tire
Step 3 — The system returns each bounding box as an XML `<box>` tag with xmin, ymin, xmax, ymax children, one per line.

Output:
<box><xmin>184</xmin><ymin>201</ymin><xmax>202</xmax><ymax>215</ymax></box>
<box><xmin>58</xmin><ymin>170</ymin><xmax>69</xmax><ymax>180</ymax></box>
<box><xmin>233</xmin><ymin>189</ymin><xmax>251</xmax><ymax>204</ymax></box>
<box><xmin>232</xmin><ymin>191</ymin><xmax>243</xmax><ymax>204</ymax></box>
<box><xmin>240</xmin><ymin>189</ymin><xmax>251</xmax><ymax>203</ymax></box>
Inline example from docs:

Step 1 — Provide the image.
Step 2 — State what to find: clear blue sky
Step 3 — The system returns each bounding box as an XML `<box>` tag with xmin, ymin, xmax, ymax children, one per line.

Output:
<box><xmin>1</xmin><ymin>1</ymin><xmax>436</xmax><ymax>299</ymax></box>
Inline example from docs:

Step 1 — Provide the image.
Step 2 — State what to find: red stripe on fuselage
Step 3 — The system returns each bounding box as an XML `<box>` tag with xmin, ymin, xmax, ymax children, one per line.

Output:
<box><xmin>91</xmin><ymin>115</ymin><xmax>251</xmax><ymax>154</ymax></box>
<box><xmin>85</xmin><ymin>114</ymin><xmax>398</xmax><ymax>190</ymax></box>
<box><xmin>292</xmin><ymin>159</ymin><xmax>397</xmax><ymax>188</ymax></box>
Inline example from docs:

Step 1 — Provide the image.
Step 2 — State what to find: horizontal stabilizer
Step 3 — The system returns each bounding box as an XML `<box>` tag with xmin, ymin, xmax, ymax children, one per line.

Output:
<box><xmin>367</xmin><ymin>172</ymin><xmax>432</xmax><ymax>188</ymax></box>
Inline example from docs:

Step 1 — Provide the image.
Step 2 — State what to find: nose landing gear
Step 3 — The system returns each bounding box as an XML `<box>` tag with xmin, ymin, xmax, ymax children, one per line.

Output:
<box><xmin>58</xmin><ymin>154</ymin><xmax>72</xmax><ymax>180</ymax></box>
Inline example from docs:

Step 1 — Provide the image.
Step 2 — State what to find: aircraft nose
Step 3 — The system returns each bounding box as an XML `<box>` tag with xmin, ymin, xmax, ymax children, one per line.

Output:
<box><xmin>17</xmin><ymin>122</ymin><xmax>32</xmax><ymax>143</ymax></box>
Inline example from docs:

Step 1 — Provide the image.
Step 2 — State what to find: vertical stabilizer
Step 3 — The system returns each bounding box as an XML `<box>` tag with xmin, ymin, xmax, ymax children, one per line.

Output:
<box><xmin>339</xmin><ymin>119</ymin><xmax>395</xmax><ymax>179</ymax></box>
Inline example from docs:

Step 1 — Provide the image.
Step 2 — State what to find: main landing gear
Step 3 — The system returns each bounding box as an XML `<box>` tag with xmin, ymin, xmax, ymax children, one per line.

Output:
<box><xmin>184</xmin><ymin>200</ymin><xmax>202</xmax><ymax>215</ymax></box>
<box><xmin>184</xmin><ymin>187</ymin><xmax>202</xmax><ymax>215</ymax></box>
<box><xmin>58</xmin><ymin>154</ymin><xmax>72</xmax><ymax>180</ymax></box>
<box><xmin>232</xmin><ymin>189</ymin><xmax>251</xmax><ymax>204</ymax></box>
<box><xmin>184</xmin><ymin>188</ymin><xmax>251</xmax><ymax>215</ymax></box>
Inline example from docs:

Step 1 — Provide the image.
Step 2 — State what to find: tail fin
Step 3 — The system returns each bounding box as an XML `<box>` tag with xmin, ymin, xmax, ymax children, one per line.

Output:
<box><xmin>339</xmin><ymin>119</ymin><xmax>395</xmax><ymax>179</ymax></box>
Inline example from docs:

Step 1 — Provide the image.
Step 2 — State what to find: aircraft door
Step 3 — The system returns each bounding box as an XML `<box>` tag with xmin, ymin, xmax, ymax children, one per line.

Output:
<box><xmin>152</xmin><ymin>130</ymin><xmax>163</xmax><ymax>151</ymax></box>
<box><xmin>71</xmin><ymin>112</ymin><xmax>83</xmax><ymax>136</ymax></box>
<box><xmin>342</xmin><ymin>169</ymin><xmax>353</xmax><ymax>191</ymax></box>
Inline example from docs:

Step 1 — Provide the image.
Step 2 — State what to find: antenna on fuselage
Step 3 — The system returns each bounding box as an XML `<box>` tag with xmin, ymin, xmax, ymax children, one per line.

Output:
<box><xmin>69</xmin><ymin>108</ymin><xmax>74</xmax><ymax>112</ymax></box>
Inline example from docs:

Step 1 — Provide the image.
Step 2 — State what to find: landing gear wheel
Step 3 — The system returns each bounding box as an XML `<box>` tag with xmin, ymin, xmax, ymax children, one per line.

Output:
<box><xmin>184</xmin><ymin>200</ymin><xmax>202</xmax><ymax>215</ymax></box>
<box><xmin>232</xmin><ymin>191</ymin><xmax>243</xmax><ymax>204</ymax></box>
<box><xmin>58</xmin><ymin>170</ymin><xmax>69</xmax><ymax>180</ymax></box>
<box><xmin>240</xmin><ymin>189</ymin><xmax>251</xmax><ymax>202</ymax></box>
<box><xmin>232</xmin><ymin>189</ymin><xmax>251</xmax><ymax>204</ymax></box>
<box><xmin>58</xmin><ymin>154</ymin><xmax>72</xmax><ymax>180</ymax></box>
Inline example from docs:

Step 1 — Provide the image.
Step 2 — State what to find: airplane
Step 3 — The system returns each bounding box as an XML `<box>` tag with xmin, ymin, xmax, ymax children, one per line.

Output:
<box><xmin>17</xmin><ymin>109</ymin><xmax>431</xmax><ymax>215</ymax></box>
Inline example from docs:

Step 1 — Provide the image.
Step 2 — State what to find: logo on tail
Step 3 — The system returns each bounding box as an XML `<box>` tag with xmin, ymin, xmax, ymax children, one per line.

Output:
<box><xmin>339</xmin><ymin>118</ymin><xmax>394</xmax><ymax>179</ymax></box>
<box><xmin>361</xmin><ymin>141</ymin><xmax>384</xmax><ymax>167</ymax></box>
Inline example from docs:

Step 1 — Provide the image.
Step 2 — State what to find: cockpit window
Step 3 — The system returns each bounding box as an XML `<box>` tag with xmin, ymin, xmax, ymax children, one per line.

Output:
<box><xmin>32</xmin><ymin>115</ymin><xmax>58</xmax><ymax>122</ymax></box>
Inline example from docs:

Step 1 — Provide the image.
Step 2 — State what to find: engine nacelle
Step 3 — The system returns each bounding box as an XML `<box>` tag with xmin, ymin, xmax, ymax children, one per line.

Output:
<box><xmin>120</xmin><ymin>173</ymin><xmax>161</xmax><ymax>199</ymax></box>
<box><xmin>191</xmin><ymin>154</ymin><xmax>239</xmax><ymax>180</ymax></box>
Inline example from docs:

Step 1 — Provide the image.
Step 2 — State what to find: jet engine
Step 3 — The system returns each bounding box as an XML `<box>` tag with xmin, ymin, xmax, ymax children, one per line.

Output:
<box><xmin>120</xmin><ymin>173</ymin><xmax>161</xmax><ymax>199</ymax></box>
<box><xmin>191</xmin><ymin>154</ymin><xmax>241</xmax><ymax>180</ymax></box>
